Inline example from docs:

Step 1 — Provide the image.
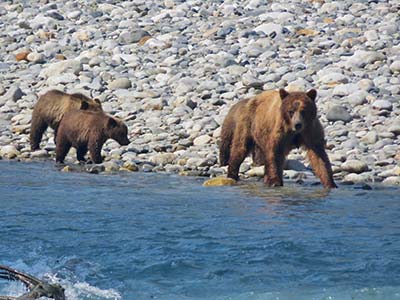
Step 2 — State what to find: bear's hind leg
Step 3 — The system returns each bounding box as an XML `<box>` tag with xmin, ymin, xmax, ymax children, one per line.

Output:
<box><xmin>55</xmin><ymin>140</ymin><xmax>71</xmax><ymax>164</ymax></box>
<box><xmin>77</xmin><ymin>145</ymin><xmax>88</xmax><ymax>162</ymax></box>
<box><xmin>227</xmin><ymin>137</ymin><xmax>251</xmax><ymax>181</ymax></box>
<box><xmin>30</xmin><ymin>114</ymin><xmax>48</xmax><ymax>151</ymax></box>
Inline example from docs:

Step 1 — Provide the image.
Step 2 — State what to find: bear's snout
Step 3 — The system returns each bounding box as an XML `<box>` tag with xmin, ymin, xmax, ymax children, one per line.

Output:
<box><xmin>120</xmin><ymin>137</ymin><xmax>130</xmax><ymax>146</ymax></box>
<box><xmin>294</xmin><ymin>122</ymin><xmax>303</xmax><ymax>131</ymax></box>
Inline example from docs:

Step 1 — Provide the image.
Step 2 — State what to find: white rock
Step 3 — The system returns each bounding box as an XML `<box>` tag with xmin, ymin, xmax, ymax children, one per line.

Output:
<box><xmin>341</xmin><ymin>160</ymin><xmax>369</xmax><ymax>174</ymax></box>
<box><xmin>40</xmin><ymin>59</ymin><xmax>83</xmax><ymax>78</ymax></box>
<box><xmin>0</xmin><ymin>145</ymin><xmax>20</xmax><ymax>159</ymax></box>
<box><xmin>27</xmin><ymin>52</ymin><xmax>45</xmax><ymax>63</ymax></box>
<box><xmin>372</xmin><ymin>100</ymin><xmax>393</xmax><ymax>111</ymax></box>
<box><xmin>390</xmin><ymin>61</ymin><xmax>400</xmax><ymax>73</ymax></box>
<box><xmin>254</xmin><ymin>23</ymin><xmax>283</xmax><ymax>37</ymax></box>
<box><xmin>193</xmin><ymin>135</ymin><xmax>211</xmax><ymax>146</ymax></box>
<box><xmin>108</xmin><ymin>78</ymin><xmax>132</xmax><ymax>90</ymax></box>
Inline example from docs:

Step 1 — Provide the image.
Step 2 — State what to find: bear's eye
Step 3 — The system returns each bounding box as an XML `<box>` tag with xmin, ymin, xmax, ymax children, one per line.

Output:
<box><xmin>289</xmin><ymin>110</ymin><xmax>295</xmax><ymax>117</ymax></box>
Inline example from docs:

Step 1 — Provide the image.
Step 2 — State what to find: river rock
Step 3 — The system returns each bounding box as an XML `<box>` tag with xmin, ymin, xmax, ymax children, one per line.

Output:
<box><xmin>40</xmin><ymin>59</ymin><xmax>83</xmax><ymax>78</ymax></box>
<box><xmin>345</xmin><ymin>50</ymin><xmax>385</xmax><ymax>69</ymax></box>
<box><xmin>341</xmin><ymin>160</ymin><xmax>369</xmax><ymax>174</ymax></box>
<box><xmin>150</xmin><ymin>153</ymin><xmax>177</xmax><ymax>165</ymax></box>
<box><xmin>0</xmin><ymin>86</ymin><xmax>24</xmax><ymax>103</ymax></box>
<box><xmin>108</xmin><ymin>78</ymin><xmax>132</xmax><ymax>90</ymax></box>
<box><xmin>193</xmin><ymin>135</ymin><xmax>211</xmax><ymax>146</ymax></box>
<box><xmin>30</xmin><ymin>150</ymin><xmax>49</xmax><ymax>158</ymax></box>
<box><xmin>203</xmin><ymin>177</ymin><xmax>236</xmax><ymax>187</ymax></box>
<box><xmin>389</xmin><ymin>61</ymin><xmax>400</xmax><ymax>73</ymax></box>
<box><xmin>0</xmin><ymin>145</ymin><xmax>20</xmax><ymax>159</ymax></box>
<box><xmin>326</xmin><ymin>105</ymin><xmax>352</xmax><ymax>123</ymax></box>
<box><xmin>121</xmin><ymin>161</ymin><xmax>139</xmax><ymax>172</ymax></box>
<box><xmin>27</xmin><ymin>52</ymin><xmax>45</xmax><ymax>63</ymax></box>
<box><xmin>382</xmin><ymin>176</ymin><xmax>400</xmax><ymax>186</ymax></box>
<box><xmin>247</xmin><ymin>166</ymin><xmax>264</xmax><ymax>177</ymax></box>
<box><xmin>372</xmin><ymin>100</ymin><xmax>393</xmax><ymax>111</ymax></box>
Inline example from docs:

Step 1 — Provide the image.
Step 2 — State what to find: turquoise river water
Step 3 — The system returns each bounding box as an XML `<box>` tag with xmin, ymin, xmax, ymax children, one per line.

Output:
<box><xmin>0</xmin><ymin>161</ymin><xmax>399</xmax><ymax>300</ymax></box>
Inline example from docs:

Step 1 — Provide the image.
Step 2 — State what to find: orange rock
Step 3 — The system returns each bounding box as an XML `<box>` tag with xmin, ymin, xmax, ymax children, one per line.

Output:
<box><xmin>138</xmin><ymin>35</ymin><xmax>152</xmax><ymax>45</ymax></box>
<box><xmin>15</xmin><ymin>51</ymin><xmax>30</xmax><ymax>61</ymax></box>
<box><xmin>325</xmin><ymin>82</ymin><xmax>341</xmax><ymax>88</ymax></box>
<box><xmin>296</xmin><ymin>28</ymin><xmax>319</xmax><ymax>37</ymax></box>
<box><xmin>55</xmin><ymin>54</ymin><xmax>66</xmax><ymax>60</ymax></box>
<box><xmin>323</xmin><ymin>18</ymin><xmax>334</xmax><ymax>24</ymax></box>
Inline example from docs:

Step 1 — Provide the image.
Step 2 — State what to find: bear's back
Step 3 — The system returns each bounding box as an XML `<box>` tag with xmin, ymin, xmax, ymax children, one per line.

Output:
<box><xmin>250</xmin><ymin>90</ymin><xmax>283</xmax><ymax>130</ymax></box>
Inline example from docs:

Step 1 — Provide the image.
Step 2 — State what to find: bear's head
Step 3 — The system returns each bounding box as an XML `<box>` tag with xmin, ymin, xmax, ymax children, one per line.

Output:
<box><xmin>80</xmin><ymin>98</ymin><xmax>102</xmax><ymax>111</ymax></box>
<box><xmin>279</xmin><ymin>89</ymin><xmax>317</xmax><ymax>133</ymax></box>
<box><xmin>106</xmin><ymin>117</ymin><xmax>130</xmax><ymax>146</ymax></box>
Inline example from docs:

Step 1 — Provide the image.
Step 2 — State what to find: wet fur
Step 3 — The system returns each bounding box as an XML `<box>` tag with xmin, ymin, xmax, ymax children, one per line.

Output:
<box><xmin>30</xmin><ymin>90</ymin><xmax>102</xmax><ymax>151</ymax></box>
<box><xmin>56</xmin><ymin>110</ymin><xmax>130</xmax><ymax>164</ymax></box>
<box><xmin>219</xmin><ymin>89</ymin><xmax>337</xmax><ymax>188</ymax></box>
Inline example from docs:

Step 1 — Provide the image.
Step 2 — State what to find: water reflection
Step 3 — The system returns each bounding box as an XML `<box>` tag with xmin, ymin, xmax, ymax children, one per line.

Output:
<box><xmin>236</xmin><ymin>179</ymin><xmax>331</xmax><ymax>205</ymax></box>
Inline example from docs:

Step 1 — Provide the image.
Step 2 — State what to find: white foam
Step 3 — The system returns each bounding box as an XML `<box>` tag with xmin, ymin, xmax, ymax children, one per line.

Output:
<box><xmin>0</xmin><ymin>262</ymin><xmax>121</xmax><ymax>300</ymax></box>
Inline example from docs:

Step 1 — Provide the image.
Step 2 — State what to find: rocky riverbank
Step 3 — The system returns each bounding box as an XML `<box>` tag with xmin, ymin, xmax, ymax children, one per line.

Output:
<box><xmin>0</xmin><ymin>0</ymin><xmax>399</xmax><ymax>186</ymax></box>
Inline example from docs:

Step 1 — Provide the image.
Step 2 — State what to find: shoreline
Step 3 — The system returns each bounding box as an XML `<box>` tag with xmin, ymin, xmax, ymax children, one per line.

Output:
<box><xmin>0</xmin><ymin>1</ymin><xmax>399</xmax><ymax>187</ymax></box>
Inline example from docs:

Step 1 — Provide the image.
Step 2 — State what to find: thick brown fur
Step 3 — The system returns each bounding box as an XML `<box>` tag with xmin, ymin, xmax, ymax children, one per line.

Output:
<box><xmin>219</xmin><ymin>89</ymin><xmax>337</xmax><ymax>188</ymax></box>
<box><xmin>55</xmin><ymin>110</ymin><xmax>130</xmax><ymax>164</ymax></box>
<box><xmin>30</xmin><ymin>90</ymin><xmax>102</xmax><ymax>151</ymax></box>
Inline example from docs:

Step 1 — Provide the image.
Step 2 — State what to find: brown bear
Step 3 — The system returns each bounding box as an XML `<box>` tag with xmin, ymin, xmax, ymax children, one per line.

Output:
<box><xmin>219</xmin><ymin>89</ymin><xmax>337</xmax><ymax>188</ymax></box>
<box><xmin>30</xmin><ymin>90</ymin><xmax>102</xmax><ymax>151</ymax></box>
<box><xmin>55</xmin><ymin>110</ymin><xmax>130</xmax><ymax>164</ymax></box>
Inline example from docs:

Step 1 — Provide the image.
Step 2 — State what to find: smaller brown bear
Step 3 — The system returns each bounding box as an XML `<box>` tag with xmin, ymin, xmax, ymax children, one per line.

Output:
<box><xmin>219</xmin><ymin>89</ymin><xmax>337</xmax><ymax>188</ymax></box>
<box><xmin>55</xmin><ymin>110</ymin><xmax>130</xmax><ymax>164</ymax></box>
<box><xmin>30</xmin><ymin>90</ymin><xmax>102</xmax><ymax>151</ymax></box>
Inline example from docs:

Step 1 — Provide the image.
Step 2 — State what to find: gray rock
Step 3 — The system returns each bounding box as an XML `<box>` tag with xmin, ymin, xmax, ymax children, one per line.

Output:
<box><xmin>360</xmin><ymin>131</ymin><xmax>378</xmax><ymax>144</ymax></box>
<box><xmin>119</xmin><ymin>30</ymin><xmax>150</xmax><ymax>44</ymax></box>
<box><xmin>388</xmin><ymin>119</ymin><xmax>400</xmax><ymax>135</ymax></box>
<box><xmin>372</xmin><ymin>100</ymin><xmax>393</xmax><ymax>111</ymax></box>
<box><xmin>326</xmin><ymin>105</ymin><xmax>352</xmax><ymax>123</ymax></box>
<box><xmin>30</xmin><ymin>150</ymin><xmax>49</xmax><ymax>158</ymax></box>
<box><xmin>254</xmin><ymin>23</ymin><xmax>283</xmax><ymax>37</ymax></box>
<box><xmin>149</xmin><ymin>153</ymin><xmax>177</xmax><ymax>165</ymax></box>
<box><xmin>193</xmin><ymin>135</ymin><xmax>212</xmax><ymax>146</ymax></box>
<box><xmin>0</xmin><ymin>86</ymin><xmax>24</xmax><ymax>103</ymax></box>
<box><xmin>108</xmin><ymin>78</ymin><xmax>132</xmax><ymax>90</ymax></box>
<box><xmin>319</xmin><ymin>73</ymin><xmax>348</xmax><ymax>85</ymax></box>
<box><xmin>341</xmin><ymin>160</ymin><xmax>369</xmax><ymax>174</ymax></box>
<box><xmin>332</xmin><ymin>84</ymin><xmax>359</xmax><ymax>97</ymax></box>
<box><xmin>40</xmin><ymin>59</ymin><xmax>83</xmax><ymax>78</ymax></box>
<box><xmin>345</xmin><ymin>50</ymin><xmax>385</xmax><ymax>69</ymax></box>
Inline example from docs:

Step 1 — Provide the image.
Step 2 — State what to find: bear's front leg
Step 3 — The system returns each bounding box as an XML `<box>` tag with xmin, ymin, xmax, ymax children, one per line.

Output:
<box><xmin>88</xmin><ymin>140</ymin><xmax>103</xmax><ymax>164</ymax></box>
<box><xmin>263</xmin><ymin>144</ymin><xmax>284</xmax><ymax>187</ymax></box>
<box><xmin>306</xmin><ymin>145</ymin><xmax>337</xmax><ymax>188</ymax></box>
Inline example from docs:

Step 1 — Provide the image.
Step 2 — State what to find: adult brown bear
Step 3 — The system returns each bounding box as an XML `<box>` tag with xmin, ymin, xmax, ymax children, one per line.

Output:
<box><xmin>219</xmin><ymin>89</ymin><xmax>337</xmax><ymax>188</ymax></box>
<box><xmin>55</xmin><ymin>110</ymin><xmax>130</xmax><ymax>164</ymax></box>
<box><xmin>30</xmin><ymin>90</ymin><xmax>102</xmax><ymax>151</ymax></box>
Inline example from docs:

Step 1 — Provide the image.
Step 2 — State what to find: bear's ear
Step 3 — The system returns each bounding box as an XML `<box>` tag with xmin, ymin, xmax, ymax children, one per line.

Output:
<box><xmin>279</xmin><ymin>89</ymin><xmax>289</xmax><ymax>100</ymax></box>
<box><xmin>107</xmin><ymin>117</ymin><xmax>118</xmax><ymax>128</ymax></box>
<box><xmin>306</xmin><ymin>89</ymin><xmax>317</xmax><ymax>102</ymax></box>
<box><xmin>94</xmin><ymin>98</ymin><xmax>101</xmax><ymax>105</ymax></box>
<box><xmin>80</xmin><ymin>101</ymin><xmax>89</xmax><ymax>110</ymax></box>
